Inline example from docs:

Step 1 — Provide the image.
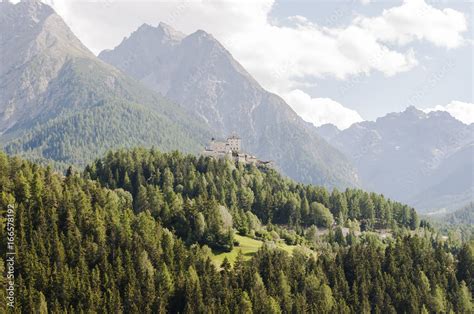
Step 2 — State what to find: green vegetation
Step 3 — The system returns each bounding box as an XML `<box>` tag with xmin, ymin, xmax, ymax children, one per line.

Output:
<box><xmin>425</xmin><ymin>202</ymin><xmax>474</xmax><ymax>245</ymax></box>
<box><xmin>86</xmin><ymin>148</ymin><xmax>419</xmax><ymax>239</ymax></box>
<box><xmin>442</xmin><ymin>202</ymin><xmax>474</xmax><ymax>225</ymax></box>
<box><xmin>2</xmin><ymin>58</ymin><xmax>210</xmax><ymax>169</ymax></box>
<box><xmin>210</xmin><ymin>234</ymin><xmax>299</xmax><ymax>267</ymax></box>
<box><xmin>211</xmin><ymin>234</ymin><xmax>264</xmax><ymax>266</ymax></box>
<box><xmin>0</xmin><ymin>149</ymin><xmax>472</xmax><ymax>313</ymax></box>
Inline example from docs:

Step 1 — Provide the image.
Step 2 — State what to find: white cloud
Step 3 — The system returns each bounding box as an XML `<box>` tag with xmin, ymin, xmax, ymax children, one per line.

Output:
<box><xmin>26</xmin><ymin>0</ymin><xmax>468</xmax><ymax>128</ymax></box>
<box><xmin>422</xmin><ymin>101</ymin><xmax>474</xmax><ymax>125</ymax></box>
<box><xmin>355</xmin><ymin>0</ymin><xmax>467</xmax><ymax>49</ymax></box>
<box><xmin>335</xmin><ymin>25</ymin><xmax>418</xmax><ymax>77</ymax></box>
<box><xmin>284</xmin><ymin>90</ymin><xmax>363</xmax><ymax>129</ymax></box>
<box><xmin>29</xmin><ymin>0</ymin><xmax>458</xmax><ymax>85</ymax></box>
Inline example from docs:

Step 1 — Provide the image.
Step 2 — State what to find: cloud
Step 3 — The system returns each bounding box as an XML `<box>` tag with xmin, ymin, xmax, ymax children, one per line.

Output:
<box><xmin>28</xmin><ymin>0</ymin><xmax>465</xmax><ymax>87</ymax></box>
<box><xmin>26</xmin><ymin>0</ymin><xmax>468</xmax><ymax>127</ymax></box>
<box><xmin>355</xmin><ymin>0</ymin><xmax>468</xmax><ymax>49</ymax></box>
<box><xmin>422</xmin><ymin>101</ymin><xmax>474</xmax><ymax>125</ymax></box>
<box><xmin>284</xmin><ymin>90</ymin><xmax>363</xmax><ymax>129</ymax></box>
<box><xmin>335</xmin><ymin>25</ymin><xmax>418</xmax><ymax>77</ymax></box>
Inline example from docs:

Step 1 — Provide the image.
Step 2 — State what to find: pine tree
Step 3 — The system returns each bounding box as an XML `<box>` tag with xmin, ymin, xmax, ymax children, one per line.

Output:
<box><xmin>456</xmin><ymin>281</ymin><xmax>473</xmax><ymax>313</ymax></box>
<box><xmin>277</xmin><ymin>271</ymin><xmax>292</xmax><ymax>313</ymax></box>
<box><xmin>237</xmin><ymin>291</ymin><xmax>253</xmax><ymax>314</ymax></box>
<box><xmin>250</xmin><ymin>272</ymin><xmax>268</xmax><ymax>313</ymax></box>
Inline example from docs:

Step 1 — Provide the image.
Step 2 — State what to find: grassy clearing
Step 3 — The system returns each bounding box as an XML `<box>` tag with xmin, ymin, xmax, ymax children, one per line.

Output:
<box><xmin>210</xmin><ymin>234</ymin><xmax>300</xmax><ymax>267</ymax></box>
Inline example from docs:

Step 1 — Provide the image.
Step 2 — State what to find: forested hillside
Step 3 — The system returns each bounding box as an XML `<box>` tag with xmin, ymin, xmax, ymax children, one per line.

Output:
<box><xmin>0</xmin><ymin>1</ymin><xmax>210</xmax><ymax>169</ymax></box>
<box><xmin>443</xmin><ymin>203</ymin><xmax>474</xmax><ymax>226</ymax></box>
<box><xmin>427</xmin><ymin>203</ymin><xmax>474</xmax><ymax>244</ymax></box>
<box><xmin>1</xmin><ymin>150</ymin><xmax>472</xmax><ymax>313</ymax></box>
<box><xmin>85</xmin><ymin>149</ymin><xmax>419</xmax><ymax>248</ymax></box>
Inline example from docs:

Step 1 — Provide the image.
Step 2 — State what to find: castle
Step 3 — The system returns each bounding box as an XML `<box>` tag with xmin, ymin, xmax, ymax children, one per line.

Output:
<box><xmin>203</xmin><ymin>135</ymin><xmax>273</xmax><ymax>167</ymax></box>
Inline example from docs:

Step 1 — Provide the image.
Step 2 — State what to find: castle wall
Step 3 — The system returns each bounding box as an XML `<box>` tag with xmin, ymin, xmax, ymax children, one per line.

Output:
<box><xmin>226</xmin><ymin>137</ymin><xmax>241</xmax><ymax>152</ymax></box>
<box><xmin>209</xmin><ymin>141</ymin><xmax>227</xmax><ymax>152</ymax></box>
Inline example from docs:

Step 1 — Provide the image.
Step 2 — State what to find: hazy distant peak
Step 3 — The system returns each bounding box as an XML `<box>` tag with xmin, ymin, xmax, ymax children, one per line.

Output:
<box><xmin>132</xmin><ymin>22</ymin><xmax>185</xmax><ymax>43</ymax></box>
<box><xmin>377</xmin><ymin>105</ymin><xmax>426</xmax><ymax>123</ymax></box>
<box><xmin>426</xmin><ymin>110</ymin><xmax>456</xmax><ymax>120</ymax></box>
<box><xmin>191</xmin><ymin>29</ymin><xmax>212</xmax><ymax>37</ymax></box>
<box><xmin>136</xmin><ymin>22</ymin><xmax>153</xmax><ymax>31</ymax></box>
<box><xmin>18</xmin><ymin>0</ymin><xmax>51</xmax><ymax>13</ymax></box>
<box><xmin>401</xmin><ymin>106</ymin><xmax>462</xmax><ymax>125</ymax></box>
<box><xmin>183</xmin><ymin>29</ymin><xmax>239</xmax><ymax>63</ymax></box>
<box><xmin>1</xmin><ymin>0</ymin><xmax>54</xmax><ymax>24</ymax></box>
<box><xmin>403</xmin><ymin>105</ymin><xmax>425</xmax><ymax>116</ymax></box>
<box><xmin>184</xmin><ymin>29</ymin><xmax>218</xmax><ymax>45</ymax></box>
<box><xmin>157</xmin><ymin>21</ymin><xmax>185</xmax><ymax>40</ymax></box>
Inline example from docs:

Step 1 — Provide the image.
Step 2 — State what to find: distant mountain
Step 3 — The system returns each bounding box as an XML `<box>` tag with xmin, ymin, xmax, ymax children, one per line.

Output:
<box><xmin>314</xmin><ymin>123</ymin><xmax>341</xmax><ymax>142</ymax></box>
<box><xmin>317</xmin><ymin>107</ymin><xmax>474</xmax><ymax>211</ymax></box>
<box><xmin>0</xmin><ymin>0</ymin><xmax>210</xmax><ymax>167</ymax></box>
<box><xmin>99</xmin><ymin>23</ymin><xmax>358</xmax><ymax>188</ymax></box>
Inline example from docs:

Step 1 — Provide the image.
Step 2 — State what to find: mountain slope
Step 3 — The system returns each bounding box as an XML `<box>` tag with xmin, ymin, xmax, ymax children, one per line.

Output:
<box><xmin>317</xmin><ymin>107</ymin><xmax>474</xmax><ymax>211</ymax></box>
<box><xmin>0</xmin><ymin>0</ymin><xmax>210</xmax><ymax>167</ymax></box>
<box><xmin>99</xmin><ymin>23</ymin><xmax>358</xmax><ymax>188</ymax></box>
<box><xmin>0</xmin><ymin>0</ymin><xmax>92</xmax><ymax>133</ymax></box>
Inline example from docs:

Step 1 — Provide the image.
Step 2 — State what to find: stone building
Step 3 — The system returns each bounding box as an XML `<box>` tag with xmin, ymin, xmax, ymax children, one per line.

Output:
<box><xmin>207</xmin><ymin>135</ymin><xmax>241</xmax><ymax>154</ymax></box>
<box><xmin>203</xmin><ymin>135</ymin><xmax>272</xmax><ymax>167</ymax></box>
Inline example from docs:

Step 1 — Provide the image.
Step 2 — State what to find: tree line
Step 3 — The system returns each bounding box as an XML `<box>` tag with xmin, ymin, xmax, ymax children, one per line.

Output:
<box><xmin>0</xmin><ymin>150</ymin><xmax>472</xmax><ymax>313</ymax></box>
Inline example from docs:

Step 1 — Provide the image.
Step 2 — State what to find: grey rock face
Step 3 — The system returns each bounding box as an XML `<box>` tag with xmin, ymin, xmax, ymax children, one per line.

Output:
<box><xmin>0</xmin><ymin>1</ymin><xmax>210</xmax><ymax>166</ymax></box>
<box><xmin>317</xmin><ymin>107</ymin><xmax>474</xmax><ymax>211</ymax></box>
<box><xmin>0</xmin><ymin>0</ymin><xmax>92</xmax><ymax>134</ymax></box>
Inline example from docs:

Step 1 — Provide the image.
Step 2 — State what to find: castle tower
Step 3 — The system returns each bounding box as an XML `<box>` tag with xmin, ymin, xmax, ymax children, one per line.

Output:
<box><xmin>226</xmin><ymin>134</ymin><xmax>241</xmax><ymax>153</ymax></box>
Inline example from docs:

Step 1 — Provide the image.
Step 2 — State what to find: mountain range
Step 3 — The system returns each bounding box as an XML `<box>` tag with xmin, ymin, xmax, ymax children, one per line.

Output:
<box><xmin>0</xmin><ymin>0</ymin><xmax>357</xmax><ymax>188</ymax></box>
<box><xmin>98</xmin><ymin>22</ymin><xmax>358</xmax><ymax>187</ymax></box>
<box><xmin>316</xmin><ymin>107</ymin><xmax>474</xmax><ymax>212</ymax></box>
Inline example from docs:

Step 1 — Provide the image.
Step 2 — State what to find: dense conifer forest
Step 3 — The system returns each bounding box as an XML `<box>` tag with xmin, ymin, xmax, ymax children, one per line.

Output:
<box><xmin>0</xmin><ymin>149</ymin><xmax>472</xmax><ymax>313</ymax></box>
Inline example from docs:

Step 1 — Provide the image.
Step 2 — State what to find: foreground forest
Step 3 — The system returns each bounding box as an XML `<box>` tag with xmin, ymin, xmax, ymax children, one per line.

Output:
<box><xmin>0</xmin><ymin>149</ymin><xmax>473</xmax><ymax>313</ymax></box>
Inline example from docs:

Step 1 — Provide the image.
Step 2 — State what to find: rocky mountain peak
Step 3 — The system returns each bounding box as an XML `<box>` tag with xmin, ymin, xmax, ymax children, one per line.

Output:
<box><xmin>1</xmin><ymin>0</ymin><xmax>52</xmax><ymax>27</ymax></box>
<box><xmin>185</xmin><ymin>29</ymin><xmax>220</xmax><ymax>46</ymax></box>
<box><xmin>426</xmin><ymin>109</ymin><xmax>460</xmax><ymax>122</ymax></box>
<box><xmin>132</xmin><ymin>22</ymin><xmax>185</xmax><ymax>44</ymax></box>
<box><xmin>317</xmin><ymin>104</ymin><xmax>474</xmax><ymax>211</ymax></box>
<box><xmin>157</xmin><ymin>21</ymin><xmax>185</xmax><ymax>41</ymax></box>
<box><xmin>403</xmin><ymin>105</ymin><xmax>426</xmax><ymax>118</ymax></box>
<box><xmin>0</xmin><ymin>0</ymin><xmax>92</xmax><ymax>133</ymax></box>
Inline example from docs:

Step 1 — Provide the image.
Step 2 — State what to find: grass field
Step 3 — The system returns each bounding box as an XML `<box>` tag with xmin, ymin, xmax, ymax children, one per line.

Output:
<box><xmin>210</xmin><ymin>234</ymin><xmax>300</xmax><ymax>267</ymax></box>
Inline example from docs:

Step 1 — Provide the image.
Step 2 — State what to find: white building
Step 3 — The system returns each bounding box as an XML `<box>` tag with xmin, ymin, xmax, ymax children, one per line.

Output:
<box><xmin>203</xmin><ymin>134</ymin><xmax>273</xmax><ymax>167</ymax></box>
<box><xmin>205</xmin><ymin>135</ymin><xmax>241</xmax><ymax>155</ymax></box>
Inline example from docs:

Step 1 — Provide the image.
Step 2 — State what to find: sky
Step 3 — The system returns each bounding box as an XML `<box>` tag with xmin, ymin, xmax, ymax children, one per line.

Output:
<box><xmin>17</xmin><ymin>0</ymin><xmax>474</xmax><ymax>129</ymax></box>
